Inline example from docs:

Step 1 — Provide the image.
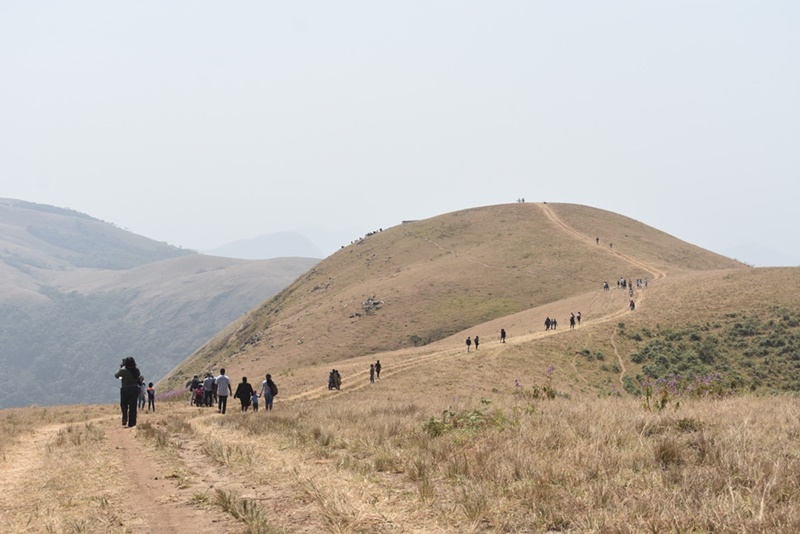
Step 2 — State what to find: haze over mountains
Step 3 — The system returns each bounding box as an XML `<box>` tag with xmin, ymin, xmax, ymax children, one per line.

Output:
<box><xmin>0</xmin><ymin>198</ymin><xmax>318</xmax><ymax>408</ymax></box>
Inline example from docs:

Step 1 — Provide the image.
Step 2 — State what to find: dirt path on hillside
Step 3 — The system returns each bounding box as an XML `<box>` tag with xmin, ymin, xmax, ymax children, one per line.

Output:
<box><xmin>105</xmin><ymin>421</ymin><xmax>238</xmax><ymax>533</ymax></box>
<box><xmin>538</xmin><ymin>203</ymin><xmax>667</xmax><ymax>282</ymax></box>
<box><xmin>289</xmin><ymin>204</ymin><xmax>663</xmax><ymax>402</ymax></box>
<box><xmin>0</xmin><ymin>414</ymin><xmax>239</xmax><ymax>533</ymax></box>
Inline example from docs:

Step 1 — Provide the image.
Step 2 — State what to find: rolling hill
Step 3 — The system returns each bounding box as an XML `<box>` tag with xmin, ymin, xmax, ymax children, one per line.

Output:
<box><xmin>160</xmin><ymin>202</ymin><xmax>783</xmax><ymax>397</ymax></box>
<box><xmin>6</xmin><ymin>201</ymin><xmax>800</xmax><ymax>533</ymax></box>
<box><xmin>0</xmin><ymin>198</ymin><xmax>319</xmax><ymax>407</ymax></box>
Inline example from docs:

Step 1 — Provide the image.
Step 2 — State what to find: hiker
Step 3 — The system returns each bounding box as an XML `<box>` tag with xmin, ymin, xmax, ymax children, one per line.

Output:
<box><xmin>212</xmin><ymin>373</ymin><xmax>219</xmax><ymax>405</ymax></box>
<box><xmin>577</xmin><ymin>312</ymin><xmax>582</xmax><ymax>325</ymax></box>
<box><xmin>629</xmin><ymin>299</ymin><xmax>635</xmax><ymax>311</ymax></box>
<box><xmin>328</xmin><ymin>369</ymin><xmax>336</xmax><ymax>390</ymax></box>
<box><xmin>137</xmin><ymin>375</ymin><xmax>147</xmax><ymax>410</ymax></box>
<box><xmin>369</xmin><ymin>364</ymin><xmax>375</xmax><ymax>383</ymax></box>
<box><xmin>260</xmin><ymin>373</ymin><xmax>274</xmax><ymax>410</ymax></box>
<box><xmin>570</xmin><ymin>313</ymin><xmax>575</xmax><ymax>329</ymax></box>
<box><xmin>234</xmin><ymin>377</ymin><xmax>254</xmax><ymax>412</ymax></box>
<box><xmin>552</xmin><ymin>318</ymin><xmax>558</xmax><ymax>330</ymax></box>
<box><xmin>375</xmin><ymin>360</ymin><xmax>381</xmax><ymax>379</ymax></box>
<box><xmin>203</xmin><ymin>373</ymin><xmax>215</xmax><ymax>407</ymax></box>
<box><xmin>187</xmin><ymin>374</ymin><xmax>200</xmax><ymax>405</ymax></box>
<box><xmin>545</xmin><ymin>317</ymin><xmax>551</xmax><ymax>331</ymax></box>
<box><xmin>115</xmin><ymin>357</ymin><xmax>141</xmax><ymax>428</ymax></box>
<box><xmin>603</xmin><ymin>281</ymin><xmax>609</xmax><ymax>291</ymax></box>
<box><xmin>216</xmin><ymin>368</ymin><xmax>232</xmax><ymax>414</ymax></box>
<box><xmin>251</xmin><ymin>390</ymin><xmax>259</xmax><ymax>412</ymax></box>
<box><xmin>474</xmin><ymin>336</ymin><xmax>480</xmax><ymax>350</ymax></box>
<box><xmin>500</xmin><ymin>328</ymin><xmax>506</xmax><ymax>343</ymax></box>
<box><xmin>329</xmin><ymin>369</ymin><xmax>342</xmax><ymax>390</ymax></box>
<box><xmin>147</xmin><ymin>382</ymin><xmax>155</xmax><ymax>412</ymax></box>
<box><xmin>466</xmin><ymin>337</ymin><xmax>472</xmax><ymax>352</ymax></box>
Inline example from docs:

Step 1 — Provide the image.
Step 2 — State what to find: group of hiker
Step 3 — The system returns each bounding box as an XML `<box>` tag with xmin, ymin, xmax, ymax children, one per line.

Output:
<box><xmin>544</xmin><ymin>311</ymin><xmax>582</xmax><ymax>331</ymax></box>
<box><xmin>185</xmin><ymin>369</ymin><xmax>278</xmax><ymax>414</ymax></box>
<box><xmin>464</xmin><ymin>328</ymin><xmax>508</xmax><ymax>352</ymax></box>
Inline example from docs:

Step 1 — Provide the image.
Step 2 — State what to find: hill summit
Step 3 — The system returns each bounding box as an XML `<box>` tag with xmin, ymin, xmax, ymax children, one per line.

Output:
<box><xmin>161</xmin><ymin>202</ymin><xmax>745</xmax><ymax>392</ymax></box>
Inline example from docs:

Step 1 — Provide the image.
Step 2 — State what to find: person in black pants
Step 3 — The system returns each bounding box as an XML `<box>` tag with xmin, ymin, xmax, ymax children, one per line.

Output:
<box><xmin>115</xmin><ymin>357</ymin><xmax>141</xmax><ymax>427</ymax></box>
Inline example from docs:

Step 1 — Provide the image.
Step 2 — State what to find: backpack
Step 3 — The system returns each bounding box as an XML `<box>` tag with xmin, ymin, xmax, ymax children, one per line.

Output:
<box><xmin>269</xmin><ymin>380</ymin><xmax>278</xmax><ymax>397</ymax></box>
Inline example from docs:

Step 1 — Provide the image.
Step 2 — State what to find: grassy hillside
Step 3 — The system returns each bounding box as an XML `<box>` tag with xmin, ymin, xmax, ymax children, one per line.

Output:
<box><xmin>4</xmin><ymin>203</ymin><xmax>800</xmax><ymax>533</ymax></box>
<box><xmin>160</xmin><ymin>202</ymin><xmax>747</xmax><ymax>392</ymax></box>
<box><xmin>0</xmin><ymin>198</ymin><xmax>319</xmax><ymax>408</ymax></box>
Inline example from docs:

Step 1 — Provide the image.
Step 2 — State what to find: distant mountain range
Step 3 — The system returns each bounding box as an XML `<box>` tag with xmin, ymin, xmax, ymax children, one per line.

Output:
<box><xmin>205</xmin><ymin>232</ymin><xmax>324</xmax><ymax>259</ymax></box>
<box><xmin>0</xmin><ymin>198</ymin><xmax>318</xmax><ymax>408</ymax></box>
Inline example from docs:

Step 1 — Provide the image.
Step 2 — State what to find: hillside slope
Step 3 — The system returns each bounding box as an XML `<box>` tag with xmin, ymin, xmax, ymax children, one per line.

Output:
<box><xmin>161</xmin><ymin>202</ymin><xmax>746</xmax><ymax>391</ymax></box>
<box><xmin>0</xmin><ymin>198</ymin><xmax>319</xmax><ymax>408</ymax></box>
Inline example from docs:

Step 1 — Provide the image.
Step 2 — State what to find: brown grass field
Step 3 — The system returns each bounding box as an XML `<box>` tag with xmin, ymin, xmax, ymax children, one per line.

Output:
<box><xmin>2</xmin><ymin>203</ymin><xmax>799</xmax><ymax>533</ymax></box>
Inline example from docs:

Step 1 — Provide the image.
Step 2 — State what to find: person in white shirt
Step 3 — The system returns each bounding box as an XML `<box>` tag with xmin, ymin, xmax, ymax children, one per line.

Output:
<box><xmin>215</xmin><ymin>368</ymin><xmax>232</xmax><ymax>414</ymax></box>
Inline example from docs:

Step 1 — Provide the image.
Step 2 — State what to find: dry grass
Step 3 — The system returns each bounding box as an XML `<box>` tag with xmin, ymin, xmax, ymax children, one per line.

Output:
<box><xmin>163</xmin><ymin>202</ymin><xmax>746</xmax><ymax>393</ymax></box>
<box><xmin>2</xmin><ymin>374</ymin><xmax>800</xmax><ymax>532</ymax></box>
<box><xmin>128</xmin><ymin>392</ymin><xmax>800</xmax><ymax>533</ymax></box>
<box><xmin>2</xmin><ymin>203</ymin><xmax>799</xmax><ymax>532</ymax></box>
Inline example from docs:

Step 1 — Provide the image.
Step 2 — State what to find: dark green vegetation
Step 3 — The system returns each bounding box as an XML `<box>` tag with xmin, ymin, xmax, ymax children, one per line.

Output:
<box><xmin>621</xmin><ymin>308</ymin><xmax>800</xmax><ymax>392</ymax></box>
<box><xmin>0</xmin><ymin>198</ymin><xmax>318</xmax><ymax>408</ymax></box>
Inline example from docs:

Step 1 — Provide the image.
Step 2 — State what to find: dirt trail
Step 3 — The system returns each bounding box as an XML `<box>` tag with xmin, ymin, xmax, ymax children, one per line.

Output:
<box><xmin>538</xmin><ymin>203</ymin><xmax>667</xmax><ymax>282</ymax></box>
<box><xmin>291</xmin><ymin>205</ymin><xmax>669</xmax><ymax>401</ymax></box>
<box><xmin>105</xmin><ymin>420</ymin><xmax>238</xmax><ymax>533</ymax></box>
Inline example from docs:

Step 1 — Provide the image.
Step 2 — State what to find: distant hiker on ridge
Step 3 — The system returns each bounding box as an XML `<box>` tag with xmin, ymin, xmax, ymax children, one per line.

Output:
<box><xmin>466</xmin><ymin>337</ymin><xmax>472</xmax><ymax>352</ymax></box>
<box><xmin>570</xmin><ymin>313</ymin><xmax>576</xmax><ymax>329</ymax></box>
<box><xmin>545</xmin><ymin>317</ymin><xmax>551</xmax><ymax>331</ymax></box>
<box><xmin>369</xmin><ymin>364</ymin><xmax>375</xmax><ymax>384</ymax></box>
<box><xmin>375</xmin><ymin>360</ymin><xmax>381</xmax><ymax>379</ymax></box>
<box><xmin>500</xmin><ymin>328</ymin><xmax>506</xmax><ymax>343</ymax></box>
<box><xmin>474</xmin><ymin>336</ymin><xmax>480</xmax><ymax>350</ymax></box>
<box><xmin>577</xmin><ymin>311</ymin><xmax>582</xmax><ymax>325</ymax></box>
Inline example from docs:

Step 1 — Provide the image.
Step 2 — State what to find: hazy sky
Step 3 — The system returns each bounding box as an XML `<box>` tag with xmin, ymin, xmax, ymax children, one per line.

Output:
<box><xmin>2</xmin><ymin>2</ymin><xmax>798</xmax><ymax>265</ymax></box>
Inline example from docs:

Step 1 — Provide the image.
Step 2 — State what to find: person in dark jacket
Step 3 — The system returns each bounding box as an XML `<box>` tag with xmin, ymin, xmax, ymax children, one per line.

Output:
<box><xmin>234</xmin><ymin>377</ymin><xmax>255</xmax><ymax>412</ymax></box>
<box><xmin>115</xmin><ymin>357</ymin><xmax>141</xmax><ymax>427</ymax></box>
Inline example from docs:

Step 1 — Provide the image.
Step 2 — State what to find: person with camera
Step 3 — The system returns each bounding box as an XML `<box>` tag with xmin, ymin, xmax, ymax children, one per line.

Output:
<box><xmin>115</xmin><ymin>357</ymin><xmax>142</xmax><ymax>427</ymax></box>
